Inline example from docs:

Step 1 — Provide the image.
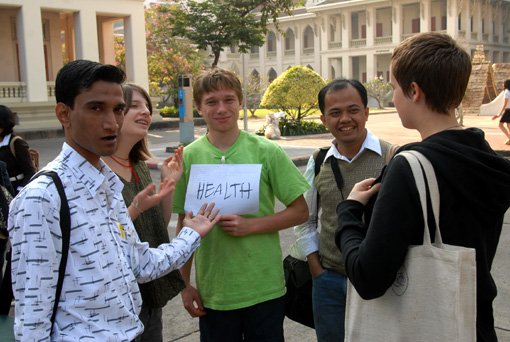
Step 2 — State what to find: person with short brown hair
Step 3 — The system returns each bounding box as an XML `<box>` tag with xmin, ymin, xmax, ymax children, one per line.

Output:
<box><xmin>173</xmin><ymin>67</ymin><xmax>310</xmax><ymax>341</ymax></box>
<box><xmin>336</xmin><ymin>32</ymin><xmax>510</xmax><ymax>341</ymax></box>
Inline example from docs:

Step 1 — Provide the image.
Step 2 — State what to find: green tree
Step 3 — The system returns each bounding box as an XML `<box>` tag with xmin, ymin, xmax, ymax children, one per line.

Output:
<box><xmin>243</xmin><ymin>73</ymin><xmax>267</xmax><ymax>117</ymax></box>
<box><xmin>363</xmin><ymin>76</ymin><xmax>392</xmax><ymax>109</ymax></box>
<box><xmin>260</xmin><ymin>66</ymin><xmax>326</xmax><ymax>122</ymax></box>
<box><xmin>169</xmin><ymin>0</ymin><xmax>304</xmax><ymax>67</ymax></box>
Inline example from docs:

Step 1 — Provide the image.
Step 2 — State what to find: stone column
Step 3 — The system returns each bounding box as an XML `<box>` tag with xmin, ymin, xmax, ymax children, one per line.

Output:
<box><xmin>16</xmin><ymin>4</ymin><xmax>47</xmax><ymax>102</ymax></box>
<box><xmin>366</xmin><ymin>7</ymin><xmax>375</xmax><ymax>47</ymax></box>
<box><xmin>74</xmin><ymin>9</ymin><xmax>99</xmax><ymax>60</ymax></box>
<box><xmin>124</xmin><ymin>11</ymin><xmax>149</xmax><ymax>91</ymax></box>
<box><xmin>420</xmin><ymin>0</ymin><xmax>431</xmax><ymax>33</ymax></box>
<box><xmin>446</xmin><ymin>0</ymin><xmax>459</xmax><ymax>37</ymax></box>
<box><xmin>392</xmin><ymin>4</ymin><xmax>402</xmax><ymax>44</ymax></box>
<box><xmin>276</xmin><ymin>33</ymin><xmax>283</xmax><ymax>74</ymax></box>
<box><xmin>341</xmin><ymin>11</ymin><xmax>351</xmax><ymax>78</ymax></box>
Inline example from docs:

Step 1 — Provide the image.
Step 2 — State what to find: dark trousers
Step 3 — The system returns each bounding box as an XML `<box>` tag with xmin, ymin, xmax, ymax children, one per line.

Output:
<box><xmin>199</xmin><ymin>296</ymin><xmax>285</xmax><ymax>342</ymax></box>
<box><xmin>0</xmin><ymin>251</ymin><xmax>12</xmax><ymax>315</ymax></box>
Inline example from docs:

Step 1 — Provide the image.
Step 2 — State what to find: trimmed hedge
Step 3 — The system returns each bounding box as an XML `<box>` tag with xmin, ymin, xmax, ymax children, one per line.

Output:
<box><xmin>256</xmin><ymin>118</ymin><xmax>328</xmax><ymax>136</ymax></box>
<box><xmin>159</xmin><ymin>106</ymin><xmax>200</xmax><ymax>118</ymax></box>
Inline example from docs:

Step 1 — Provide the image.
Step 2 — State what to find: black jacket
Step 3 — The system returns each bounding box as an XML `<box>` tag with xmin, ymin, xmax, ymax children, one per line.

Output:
<box><xmin>336</xmin><ymin>128</ymin><xmax>510</xmax><ymax>342</ymax></box>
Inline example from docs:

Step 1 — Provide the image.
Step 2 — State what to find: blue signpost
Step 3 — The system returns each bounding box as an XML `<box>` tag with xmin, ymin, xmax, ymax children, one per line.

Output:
<box><xmin>178</xmin><ymin>75</ymin><xmax>194</xmax><ymax>144</ymax></box>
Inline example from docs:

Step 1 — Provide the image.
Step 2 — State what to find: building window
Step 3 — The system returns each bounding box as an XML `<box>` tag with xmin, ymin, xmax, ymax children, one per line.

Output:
<box><xmin>267</xmin><ymin>31</ymin><xmax>276</xmax><ymax>52</ymax></box>
<box><xmin>303</xmin><ymin>26</ymin><xmax>314</xmax><ymax>49</ymax></box>
<box><xmin>268</xmin><ymin>68</ymin><xmax>277</xmax><ymax>83</ymax></box>
<box><xmin>285</xmin><ymin>28</ymin><xmax>295</xmax><ymax>50</ymax></box>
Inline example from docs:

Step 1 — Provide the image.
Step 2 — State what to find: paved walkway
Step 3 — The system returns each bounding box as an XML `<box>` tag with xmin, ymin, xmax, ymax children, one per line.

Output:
<box><xmin>17</xmin><ymin>111</ymin><xmax>510</xmax><ymax>341</ymax></box>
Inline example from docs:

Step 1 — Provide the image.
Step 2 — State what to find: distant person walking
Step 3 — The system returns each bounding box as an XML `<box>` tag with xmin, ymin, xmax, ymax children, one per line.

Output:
<box><xmin>0</xmin><ymin>105</ymin><xmax>36</xmax><ymax>194</ymax></box>
<box><xmin>492</xmin><ymin>79</ymin><xmax>510</xmax><ymax>144</ymax></box>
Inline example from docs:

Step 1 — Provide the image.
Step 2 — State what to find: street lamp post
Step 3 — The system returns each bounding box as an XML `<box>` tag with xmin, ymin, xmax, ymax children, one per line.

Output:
<box><xmin>242</xmin><ymin>53</ymin><xmax>248</xmax><ymax>131</ymax></box>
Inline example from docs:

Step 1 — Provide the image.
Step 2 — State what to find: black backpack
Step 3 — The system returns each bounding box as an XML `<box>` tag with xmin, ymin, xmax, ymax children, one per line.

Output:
<box><xmin>0</xmin><ymin>171</ymin><xmax>70</xmax><ymax>337</ymax></box>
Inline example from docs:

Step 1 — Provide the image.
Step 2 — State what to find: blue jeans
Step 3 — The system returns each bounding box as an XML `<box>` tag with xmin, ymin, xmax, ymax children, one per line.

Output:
<box><xmin>199</xmin><ymin>296</ymin><xmax>285</xmax><ymax>342</ymax></box>
<box><xmin>312</xmin><ymin>268</ymin><xmax>348</xmax><ymax>342</ymax></box>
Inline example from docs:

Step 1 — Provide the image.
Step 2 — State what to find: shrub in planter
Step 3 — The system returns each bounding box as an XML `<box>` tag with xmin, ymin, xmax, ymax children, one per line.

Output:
<box><xmin>159</xmin><ymin>106</ymin><xmax>201</xmax><ymax>118</ymax></box>
<box><xmin>255</xmin><ymin>118</ymin><xmax>328</xmax><ymax>136</ymax></box>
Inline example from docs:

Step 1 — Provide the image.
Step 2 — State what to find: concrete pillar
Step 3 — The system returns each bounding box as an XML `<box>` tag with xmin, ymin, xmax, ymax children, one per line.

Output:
<box><xmin>420</xmin><ymin>0</ymin><xmax>431</xmax><ymax>33</ymax></box>
<box><xmin>446</xmin><ymin>0</ymin><xmax>459</xmax><ymax>37</ymax></box>
<box><xmin>16</xmin><ymin>5</ymin><xmax>47</xmax><ymax>102</ymax></box>
<box><xmin>321</xmin><ymin>16</ymin><xmax>329</xmax><ymax>55</ymax></box>
<box><xmin>496</xmin><ymin>7</ymin><xmax>503</xmax><ymax>44</ymax></box>
<box><xmin>392</xmin><ymin>4</ymin><xmax>402</xmax><ymax>44</ymax></box>
<box><xmin>124</xmin><ymin>11</ymin><xmax>149</xmax><ymax>91</ymax></box>
<box><xmin>276</xmin><ymin>34</ymin><xmax>283</xmax><ymax>74</ymax></box>
<box><xmin>314</xmin><ymin>22</ymin><xmax>321</xmax><ymax>73</ymax></box>
<box><xmin>463</xmin><ymin>1</ymin><xmax>471</xmax><ymax>40</ymax></box>
<box><xmin>366</xmin><ymin>7</ymin><xmax>375</xmax><ymax>47</ymax></box>
<box><xmin>366</xmin><ymin>52</ymin><xmax>375</xmax><ymax>80</ymax></box>
<box><xmin>341</xmin><ymin>11</ymin><xmax>351</xmax><ymax>78</ymax></box>
<box><xmin>74</xmin><ymin>9</ymin><xmax>99</xmax><ymax>61</ymax></box>
<box><xmin>294</xmin><ymin>24</ymin><xmax>301</xmax><ymax>66</ymax></box>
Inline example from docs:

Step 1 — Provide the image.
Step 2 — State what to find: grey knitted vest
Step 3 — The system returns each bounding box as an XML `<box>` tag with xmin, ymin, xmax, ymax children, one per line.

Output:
<box><xmin>315</xmin><ymin>140</ymin><xmax>392</xmax><ymax>274</ymax></box>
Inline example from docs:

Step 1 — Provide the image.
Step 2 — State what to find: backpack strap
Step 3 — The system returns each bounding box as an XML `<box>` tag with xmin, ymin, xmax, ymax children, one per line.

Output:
<box><xmin>37</xmin><ymin>171</ymin><xmax>70</xmax><ymax>335</ymax></box>
<box><xmin>8</xmin><ymin>136</ymin><xmax>22</xmax><ymax>160</ymax></box>
<box><xmin>385</xmin><ymin>143</ymin><xmax>400</xmax><ymax>164</ymax></box>
<box><xmin>313</xmin><ymin>147</ymin><xmax>329</xmax><ymax>215</ymax></box>
<box><xmin>0</xmin><ymin>171</ymin><xmax>70</xmax><ymax>334</ymax></box>
<box><xmin>313</xmin><ymin>147</ymin><xmax>329</xmax><ymax>178</ymax></box>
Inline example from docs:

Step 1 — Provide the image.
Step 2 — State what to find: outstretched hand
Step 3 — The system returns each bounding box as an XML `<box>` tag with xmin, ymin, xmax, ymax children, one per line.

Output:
<box><xmin>131</xmin><ymin>178</ymin><xmax>175</xmax><ymax>213</ymax></box>
<box><xmin>492</xmin><ymin>115</ymin><xmax>499</xmax><ymax>120</ymax></box>
<box><xmin>347</xmin><ymin>178</ymin><xmax>381</xmax><ymax>206</ymax></box>
<box><xmin>183</xmin><ymin>203</ymin><xmax>220</xmax><ymax>238</ymax></box>
<box><xmin>161</xmin><ymin>145</ymin><xmax>184</xmax><ymax>184</ymax></box>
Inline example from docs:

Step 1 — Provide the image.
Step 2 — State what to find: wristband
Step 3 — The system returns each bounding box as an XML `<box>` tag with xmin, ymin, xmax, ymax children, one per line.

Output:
<box><xmin>132</xmin><ymin>199</ymin><xmax>143</xmax><ymax>213</ymax></box>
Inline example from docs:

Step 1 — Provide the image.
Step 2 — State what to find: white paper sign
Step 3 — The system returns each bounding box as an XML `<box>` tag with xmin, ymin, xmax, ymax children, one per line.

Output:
<box><xmin>184</xmin><ymin>164</ymin><xmax>262</xmax><ymax>215</ymax></box>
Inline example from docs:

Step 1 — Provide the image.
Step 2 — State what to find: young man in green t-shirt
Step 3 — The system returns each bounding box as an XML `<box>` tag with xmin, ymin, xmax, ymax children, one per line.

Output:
<box><xmin>173</xmin><ymin>68</ymin><xmax>310</xmax><ymax>341</ymax></box>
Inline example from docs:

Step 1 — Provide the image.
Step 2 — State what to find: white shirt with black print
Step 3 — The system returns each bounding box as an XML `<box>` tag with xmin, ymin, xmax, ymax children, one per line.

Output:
<box><xmin>8</xmin><ymin>143</ymin><xmax>200</xmax><ymax>342</ymax></box>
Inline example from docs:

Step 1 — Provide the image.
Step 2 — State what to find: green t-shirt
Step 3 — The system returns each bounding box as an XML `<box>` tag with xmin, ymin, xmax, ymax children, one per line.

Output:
<box><xmin>173</xmin><ymin>130</ymin><xmax>310</xmax><ymax>310</ymax></box>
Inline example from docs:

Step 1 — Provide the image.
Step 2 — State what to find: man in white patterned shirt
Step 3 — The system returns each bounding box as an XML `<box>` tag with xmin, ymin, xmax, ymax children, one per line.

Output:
<box><xmin>8</xmin><ymin>60</ymin><xmax>218</xmax><ymax>342</ymax></box>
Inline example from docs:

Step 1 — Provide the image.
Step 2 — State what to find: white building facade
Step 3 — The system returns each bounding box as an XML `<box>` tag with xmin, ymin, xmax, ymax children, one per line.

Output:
<box><xmin>218</xmin><ymin>0</ymin><xmax>510</xmax><ymax>84</ymax></box>
<box><xmin>0</xmin><ymin>0</ymin><xmax>148</xmax><ymax>129</ymax></box>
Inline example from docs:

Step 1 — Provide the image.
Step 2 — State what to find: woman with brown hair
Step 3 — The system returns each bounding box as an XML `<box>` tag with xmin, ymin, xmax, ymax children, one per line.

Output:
<box><xmin>103</xmin><ymin>83</ymin><xmax>185</xmax><ymax>341</ymax></box>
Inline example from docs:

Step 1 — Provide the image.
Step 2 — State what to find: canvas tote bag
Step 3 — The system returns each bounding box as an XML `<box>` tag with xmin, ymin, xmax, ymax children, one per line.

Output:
<box><xmin>344</xmin><ymin>150</ymin><xmax>476</xmax><ymax>342</ymax></box>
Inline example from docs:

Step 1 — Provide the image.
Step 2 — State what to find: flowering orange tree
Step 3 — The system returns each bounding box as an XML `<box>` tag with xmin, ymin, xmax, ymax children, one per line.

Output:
<box><xmin>115</xmin><ymin>3</ymin><xmax>206</xmax><ymax>104</ymax></box>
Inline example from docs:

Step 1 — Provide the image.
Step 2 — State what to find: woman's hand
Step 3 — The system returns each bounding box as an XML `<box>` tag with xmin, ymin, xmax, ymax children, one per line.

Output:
<box><xmin>161</xmin><ymin>145</ymin><xmax>184</xmax><ymax>184</ymax></box>
<box><xmin>129</xmin><ymin>178</ymin><xmax>175</xmax><ymax>219</ymax></box>
<box><xmin>347</xmin><ymin>178</ymin><xmax>381</xmax><ymax>206</ymax></box>
<box><xmin>492</xmin><ymin>115</ymin><xmax>499</xmax><ymax>120</ymax></box>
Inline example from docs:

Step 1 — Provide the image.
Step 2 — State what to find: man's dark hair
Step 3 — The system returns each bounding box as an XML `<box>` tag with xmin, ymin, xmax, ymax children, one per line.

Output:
<box><xmin>0</xmin><ymin>105</ymin><xmax>15</xmax><ymax>138</ymax></box>
<box><xmin>318</xmin><ymin>78</ymin><xmax>367</xmax><ymax>115</ymax></box>
<box><xmin>55</xmin><ymin>60</ymin><xmax>126</xmax><ymax>109</ymax></box>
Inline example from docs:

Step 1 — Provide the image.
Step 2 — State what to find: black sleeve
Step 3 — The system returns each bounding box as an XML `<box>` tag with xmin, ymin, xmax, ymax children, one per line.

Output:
<box><xmin>13</xmin><ymin>138</ymin><xmax>36</xmax><ymax>187</ymax></box>
<box><xmin>335</xmin><ymin>156</ymin><xmax>424</xmax><ymax>299</ymax></box>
